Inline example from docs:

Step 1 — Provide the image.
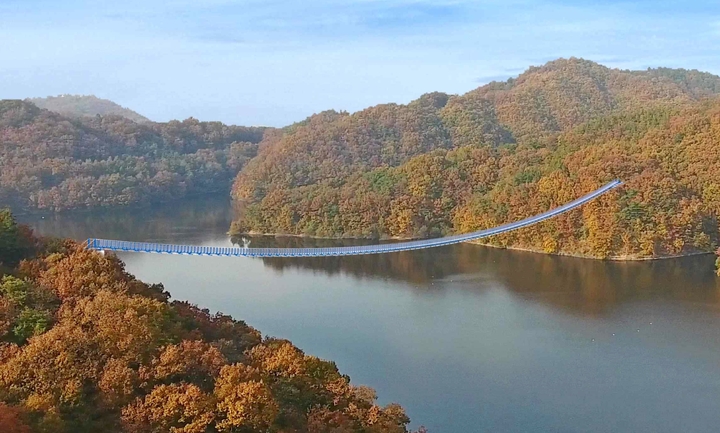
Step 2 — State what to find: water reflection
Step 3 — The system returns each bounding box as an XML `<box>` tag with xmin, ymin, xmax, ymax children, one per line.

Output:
<box><xmin>258</xmin><ymin>243</ymin><xmax>720</xmax><ymax>316</ymax></box>
<box><xmin>21</xmin><ymin>195</ymin><xmax>233</xmax><ymax>243</ymax></box>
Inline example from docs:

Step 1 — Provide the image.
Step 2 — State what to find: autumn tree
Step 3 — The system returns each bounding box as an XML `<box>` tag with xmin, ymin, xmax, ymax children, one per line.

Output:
<box><xmin>122</xmin><ymin>384</ymin><xmax>215</xmax><ymax>433</ymax></box>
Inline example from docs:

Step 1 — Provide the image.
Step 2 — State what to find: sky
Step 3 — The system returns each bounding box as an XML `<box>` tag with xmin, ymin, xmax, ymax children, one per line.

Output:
<box><xmin>1</xmin><ymin>0</ymin><xmax>719</xmax><ymax>126</ymax></box>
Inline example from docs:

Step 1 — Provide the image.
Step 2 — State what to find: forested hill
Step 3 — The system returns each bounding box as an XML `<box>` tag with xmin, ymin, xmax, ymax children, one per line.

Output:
<box><xmin>0</xmin><ymin>211</ymin><xmax>417</xmax><ymax>432</ymax></box>
<box><xmin>231</xmin><ymin>58</ymin><xmax>720</xmax><ymax>259</ymax></box>
<box><xmin>0</xmin><ymin>100</ymin><xmax>267</xmax><ymax>212</ymax></box>
<box><xmin>27</xmin><ymin>95</ymin><xmax>151</xmax><ymax>123</ymax></box>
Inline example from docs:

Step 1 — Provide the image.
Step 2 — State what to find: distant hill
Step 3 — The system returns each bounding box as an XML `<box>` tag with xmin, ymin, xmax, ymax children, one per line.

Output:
<box><xmin>632</xmin><ymin>67</ymin><xmax>720</xmax><ymax>98</ymax></box>
<box><xmin>463</xmin><ymin>58</ymin><xmax>719</xmax><ymax>141</ymax></box>
<box><xmin>27</xmin><ymin>95</ymin><xmax>150</xmax><ymax>123</ymax></box>
<box><xmin>230</xmin><ymin>58</ymin><xmax>720</xmax><ymax>259</ymax></box>
<box><xmin>0</xmin><ymin>100</ymin><xmax>267</xmax><ymax>211</ymax></box>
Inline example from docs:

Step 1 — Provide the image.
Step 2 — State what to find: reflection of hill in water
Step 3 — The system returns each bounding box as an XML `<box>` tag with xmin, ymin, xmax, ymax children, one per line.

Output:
<box><xmin>254</xmin><ymin>240</ymin><xmax>720</xmax><ymax>317</ymax></box>
<box><xmin>250</xmin><ymin>241</ymin><xmax>465</xmax><ymax>283</ymax></box>
<box><xmin>20</xmin><ymin>195</ymin><xmax>234</xmax><ymax>243</ymax></box>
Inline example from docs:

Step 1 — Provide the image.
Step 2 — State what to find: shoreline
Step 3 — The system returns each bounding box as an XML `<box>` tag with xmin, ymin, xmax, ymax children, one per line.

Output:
<box><xmin>230</xmin><ymin>231</ymin><xmax>715</xmax><ymax>262</ymax></box>
<box><xmin>468</xmin><ymin>241</ymin><xmax>714</xmax><ymax>262</ymax></box>
<box><xmin>229</xmin><ymin>230</ymin><xmax>417</xmax><ymax>242</ymax></box>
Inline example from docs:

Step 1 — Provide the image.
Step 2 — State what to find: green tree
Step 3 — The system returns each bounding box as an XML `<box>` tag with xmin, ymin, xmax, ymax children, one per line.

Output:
<box><xmin>0</xmin><ymin>209</ymin><xmax>23</xmax><ymax>266</ymax></box>
<box><xmin>11</xmin><ymin>308</ymin><xmax>52</xmax><ymax>343</ymax></box>
<box><xmin>0</xmin><ymin>276</ymin><xmax>31</xmax><ymax>305</ymax></box>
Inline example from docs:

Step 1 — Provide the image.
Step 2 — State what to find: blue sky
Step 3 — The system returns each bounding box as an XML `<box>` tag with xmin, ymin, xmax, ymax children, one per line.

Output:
<box><xmin>1</xmin><ymin>0</ymin><xmax>719</xmax><ymax>126</ymax></box>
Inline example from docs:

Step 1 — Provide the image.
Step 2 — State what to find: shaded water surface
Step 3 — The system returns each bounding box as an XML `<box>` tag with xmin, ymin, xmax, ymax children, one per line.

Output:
<box><xmin>21</xmin><ymin>196</ymin><xmax>720</xmax><ymax>433</ymax></box>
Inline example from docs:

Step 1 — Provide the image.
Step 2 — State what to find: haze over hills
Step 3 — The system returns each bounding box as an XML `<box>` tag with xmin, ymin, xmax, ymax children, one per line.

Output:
<box><xmin>27</xmin><ymin>95</ymin><xmax>151</xmax><ymax>123</ymax></box>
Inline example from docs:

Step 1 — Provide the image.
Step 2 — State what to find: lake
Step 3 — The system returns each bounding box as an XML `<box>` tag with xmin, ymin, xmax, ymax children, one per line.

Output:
<box><xmin>20</xmin><ymin>196</ymin><xmax>720</xmax><ymax>433</ymax></box>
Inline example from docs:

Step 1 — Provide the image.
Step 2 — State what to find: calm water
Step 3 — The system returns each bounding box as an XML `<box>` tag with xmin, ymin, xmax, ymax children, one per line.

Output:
<box><xmin>21</xmin><ymin>196</ymin><xmax>720</xmax><ymax>433</ymax></box>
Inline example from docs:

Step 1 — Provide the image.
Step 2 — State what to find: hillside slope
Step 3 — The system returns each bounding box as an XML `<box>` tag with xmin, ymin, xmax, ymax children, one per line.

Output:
<box><xmin>230</xmin><ymin>58</ymin><xmax>720</xmax><ymax>259</ymax></box>
<box><xmin>27</xmin><ymin>95</ymin><xmax>150</xmax><ymax>123</ymax></box>
<box><xmin>0</xmin><ymin>101</ymin><xmax>267</xmax><ymax>212</ymax></box>
<box><xmin>234</xmin><ymin>59</ymin><xmax>720</xmax><ymax>201</ymax></box>
<box><xmin>0</xmin><ymin>211</ymin><xmax>416</xmax><ymax>432</ymax></box>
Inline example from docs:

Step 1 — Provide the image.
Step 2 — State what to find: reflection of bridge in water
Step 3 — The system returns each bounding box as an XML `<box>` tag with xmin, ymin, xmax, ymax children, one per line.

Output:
<box><xmin>87</xmin><ymin>180</ymin><xmax>622</xmax><ymax>258</ymax></box>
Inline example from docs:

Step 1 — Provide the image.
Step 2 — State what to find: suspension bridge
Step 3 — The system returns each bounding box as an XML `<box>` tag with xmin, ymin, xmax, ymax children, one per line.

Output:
<box><xmin>87</xmin><ymin>180</ymin><xmax>622</xmax><ymax>258</ymax></box>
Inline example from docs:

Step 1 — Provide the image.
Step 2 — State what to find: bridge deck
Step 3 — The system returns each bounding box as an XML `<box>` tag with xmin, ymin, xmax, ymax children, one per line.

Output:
<box><xmin>87</xmin><ymin>180</ymin><xmax>622</xmax><ymax>258</ymax></box>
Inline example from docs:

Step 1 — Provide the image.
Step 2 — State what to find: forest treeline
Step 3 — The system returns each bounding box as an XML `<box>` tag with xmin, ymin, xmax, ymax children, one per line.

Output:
<box><xmin>0</xmin><ymin>100</ymin><xmax>267</xmax><ymax>212</ymax></box>
<box><xmin>0</xmin><ymin>209</ymin><xmax>420</xmax><ymax>432</ymax></box>
<box><xmin>230</xmin><ymin>58</ymin><xmax>720</xmax><ymax>259</ymax></box>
